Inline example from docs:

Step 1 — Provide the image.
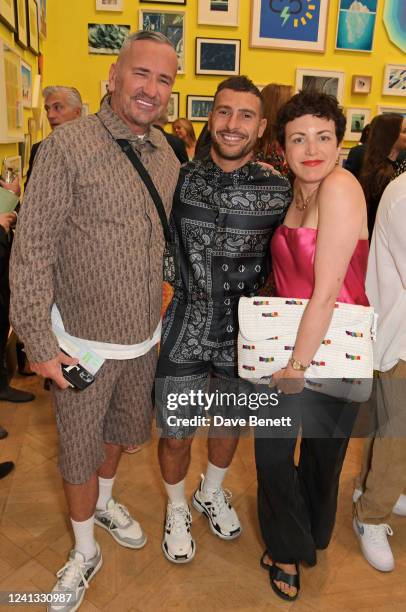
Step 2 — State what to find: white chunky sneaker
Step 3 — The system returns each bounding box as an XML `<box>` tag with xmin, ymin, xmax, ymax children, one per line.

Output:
<box><xmin>162</xmin><ymin>502</ymin><xmax>195</xmax><ymax>564</ymax></box>
<box><xmin>353</xmin><ymin>517</ymin><xmax>395</xmax><ymax>571</ymax></box>
<box><xmin>192</xmin><ymin>474</ymin><xmax>241</xmax><ymax>540</ymax></box>
<box><xmin>94</xmin><ymin>498</ymin><xmax>146</xmax><ymax>549</ymax></box>
<box><xmin>48</xmin><ymin>543</ymin><xmax>102</xmax><ymax>612</ymax></box>
<box><xmin>393</xmin><ymin>494</ymin><xmax>406</xmax><ymax>516</ymax></box>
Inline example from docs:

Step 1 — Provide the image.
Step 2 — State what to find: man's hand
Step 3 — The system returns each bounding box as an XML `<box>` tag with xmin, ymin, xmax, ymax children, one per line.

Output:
<box><xmin>0</xmin><ymin>212</ymin><xmax>17</xmax><ymax>233</ymax></box>
<box><xmin>0</xmin><ymin>176</ymin><xmax>21</xmax><ymax>196</ymax></box>
<box><xmin>29</xmin><ymin>352</ymin><xmax>79</xmax><ymax>389</ymax></box>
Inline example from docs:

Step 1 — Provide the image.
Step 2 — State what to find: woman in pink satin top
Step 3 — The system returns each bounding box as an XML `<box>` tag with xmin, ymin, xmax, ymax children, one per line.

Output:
<box><xmin>256</xmin><ymin>91</ymin><xmax>369</xmax><ymax>603</ymax></box>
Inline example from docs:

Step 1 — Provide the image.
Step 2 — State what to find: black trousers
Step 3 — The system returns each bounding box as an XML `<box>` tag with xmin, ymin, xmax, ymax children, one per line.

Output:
<box><xmin>254</xmin><ymin>388</ymin><xmax>356</xmax><ymax>567</ymax></box>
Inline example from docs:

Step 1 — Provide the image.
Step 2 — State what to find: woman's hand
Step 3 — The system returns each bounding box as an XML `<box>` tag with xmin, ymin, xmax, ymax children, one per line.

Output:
<box><xmin>271</xmin><ymin>363</ymin><xmax>305</xmax><ymax>395</ymax></box>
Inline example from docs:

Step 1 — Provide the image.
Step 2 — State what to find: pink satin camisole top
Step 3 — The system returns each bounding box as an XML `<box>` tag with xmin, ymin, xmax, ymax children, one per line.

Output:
<box><xmin>271</xmin><ymin>225</ymin><xmax>369</xmax><ymax>306</ymax></box>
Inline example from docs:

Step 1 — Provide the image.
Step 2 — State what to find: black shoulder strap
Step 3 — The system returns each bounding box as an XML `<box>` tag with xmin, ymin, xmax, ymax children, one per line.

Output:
<box><xmin>115</xmin><ymin>139</ymin><xmax>171</xmax><ymax>243</ymax></box>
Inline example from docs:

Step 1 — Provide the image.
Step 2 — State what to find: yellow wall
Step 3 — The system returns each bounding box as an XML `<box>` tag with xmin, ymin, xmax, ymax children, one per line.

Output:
<box><xmin>2</xmin><ymin>0</ymin><xmax>406</xmax><ymax>163</ymax></box>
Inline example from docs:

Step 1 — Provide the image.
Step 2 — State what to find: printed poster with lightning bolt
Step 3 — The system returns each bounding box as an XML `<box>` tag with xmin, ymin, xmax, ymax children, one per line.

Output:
<box><xmin>250</xmin><ymin>0</ymin><xmax>329</xmax><ymax>52</ymax></box>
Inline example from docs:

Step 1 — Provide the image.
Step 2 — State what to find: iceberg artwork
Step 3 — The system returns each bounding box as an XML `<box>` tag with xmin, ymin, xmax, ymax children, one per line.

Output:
<box><xmin>336</xmin><ymin>0</ymin><xmax>377</xmax><ymax>52</ymax></box>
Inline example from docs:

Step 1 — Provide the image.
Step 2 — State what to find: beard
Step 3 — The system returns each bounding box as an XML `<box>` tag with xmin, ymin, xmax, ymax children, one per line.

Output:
<box><xmin>211</xmin><ymin>134</ymin><xmax>255</xmax><ymax>161</ymax></box>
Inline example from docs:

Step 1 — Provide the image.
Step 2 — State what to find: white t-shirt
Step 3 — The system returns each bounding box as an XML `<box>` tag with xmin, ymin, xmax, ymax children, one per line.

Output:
<box><xmin>366</xmin><ymin>173</ymin><xmax>406</xmax><ymax>371</ymax></box>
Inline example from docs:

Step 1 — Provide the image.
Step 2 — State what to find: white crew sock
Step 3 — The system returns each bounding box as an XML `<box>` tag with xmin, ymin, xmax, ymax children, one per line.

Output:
<box><xmin>71</xmin><ymin>516</ymin><xmax>97</xmax><ymax>560</ymax></box>
<box><xmin>96</xmin><ymin>475</ymin><xmax>115</xmax><ymax>510</ymax></box>
<box><xmin>202</xmin><ymin>461</ymin><xmax>228</xmax><ymax>493</ymax></box>
<box><xmin>164</xmin><ymin>479</ymin><xmax>187</xmax><ymax>506</ymax></box>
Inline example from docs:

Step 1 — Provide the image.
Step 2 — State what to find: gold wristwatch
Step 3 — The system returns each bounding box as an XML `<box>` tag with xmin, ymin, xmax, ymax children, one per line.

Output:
<box><xmin>289</xmin><ymin>357</ymin><xmax>308</xmax><ymax>371</ymax></box>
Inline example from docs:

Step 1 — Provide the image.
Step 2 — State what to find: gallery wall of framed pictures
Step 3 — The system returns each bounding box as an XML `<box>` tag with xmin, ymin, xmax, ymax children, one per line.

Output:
<box><xmin>3</xmin><ymin>0</ymin><xmax>406</xmax><ymax>154</ymax></box>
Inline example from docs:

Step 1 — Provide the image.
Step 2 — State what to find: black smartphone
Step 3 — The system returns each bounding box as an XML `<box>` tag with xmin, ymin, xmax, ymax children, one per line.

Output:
<box><xmin>60</xmin><ymin>349</ymin><xmax>95</xmax><ymax>391</ymax></box>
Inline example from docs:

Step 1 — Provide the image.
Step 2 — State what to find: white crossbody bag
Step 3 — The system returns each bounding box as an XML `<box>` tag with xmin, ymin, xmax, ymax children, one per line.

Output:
<box><xmin>238</xmin><ymin>297</ymin><xmax>377</xmax><ymax>402</ymax></box>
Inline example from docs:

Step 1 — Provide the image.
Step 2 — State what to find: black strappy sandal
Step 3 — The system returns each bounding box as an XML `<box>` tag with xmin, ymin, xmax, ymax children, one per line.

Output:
<box><xmin>260</xmin><ymin>551</ymin><xmax>300</xmax><ymax>602</ymax></box>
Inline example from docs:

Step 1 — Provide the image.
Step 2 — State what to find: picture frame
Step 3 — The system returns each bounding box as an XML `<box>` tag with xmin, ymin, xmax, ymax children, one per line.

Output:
<box><xmin>21</xmin><ymin>59</ymin><xmax>32</xmax><ymax>107</ymax></box>
<box><xmin>344</xmin><ymin>108</ymin><xmax>371</xmax><ymax>141</ymax></box>
<box><xmin>295</xmin><ymin>68</ymin><xmax>345</xmax><ymax>104</ymax></box>
<box><xmin>18</xmin><ymin>132</ymin><xmax>31</xmax><ymax>175</ymax></box>
<box><xmin>0</xmin><ymin>0</ymin><xmax>16</xmax><ymax>31</ymax></box>
<box><xmin>198</xmin><ymin>0</ymin><xmax>239</xmax><ymax>27</ymax></box>
<box><xmin>167</xmin><ymin>92</ymin><xmax>179</xmax><ymax>123</ymax></box>
<box><xmin>383</xmin><ymin>0</ymin><xmax>406</xmax><ymax>54</ymax></box>
<box><xmin>100</xmin><ymin>79</ymin><xmax>110</xmax><ymax>99</ymax></box>
<box><xmin>88</xmin><ymin>23</ymin><xmax>130</xmax><ymax>55</ymax></box>
<box><xmin>14</xmin><ymin>0</ymin><xmax>27</xmax><ymax>48</ymax></box>
<box><xmin>187</xmin><ymin>95</ymin><xmax>214</xmax><ymax>122</ymax></box>
<box><xmin>352</xmin><ymin>75</ymin><xmax>372</xmax><ymax>95</ymax></box>
<box><xmin>196</xmin><ymin>37</ymin><xmax>240</xmax><ymax>76</ymax></box>
<box><xmin>382</xmin><ymin>64</ymin><xmax>406</xmax><ymax>97</ymax></box>
<box><xmin>336</xmin><ymin>0</ymin><xmax>377</xmax><ymax>52</ymax></box>
<box><xmin>377</xmin><ymin>105</ymin><xmax>406</xmax><ymax>118</ymax></box>
<box><xmin>38</xmin><ymin>0</ymin><xmax>46</xmax><ymax>38</ymax></box>
<box><xmin>95</xmin><ymin>0</ymin><xmax>123</xmax><ymax>12</ymax></box>
<box><xmin>139</xmin><ymin>10</ymin><xmax>185</xmax><ymax>74</ymax></box>
<box><xmin>338</xmin><ymin>147</ymin><xmax>350</xmax><ymax>168</ymax></box>
<box><xmin>140</xmin><ymin>0</ymin><xmax>186</xmax><ymax>4</ymax></box>
<box><xmin>250</xmin><ymin>0</ymin><xmax>329</xmax><ymax>52</ymax></box>
<box><xmin>0</xmin><ymin>39</ymin><xmax>24</xmax><ymax>143</ymax></box>
<box><xmin>26</xmin><ymin>0</ymin><xmax>39</xmax><ymax>55</ymax></box>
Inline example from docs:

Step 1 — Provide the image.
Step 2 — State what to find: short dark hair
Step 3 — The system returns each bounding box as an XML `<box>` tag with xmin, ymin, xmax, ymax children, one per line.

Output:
<box><xmin>213</xmin><ymin>76</ymin><xmax>264</xmax><ymax>115</ymax></box>
<box><xmin>276</xmin><ymin>91</ymin><xmax>346</xmax><ymax>148</ymax></box>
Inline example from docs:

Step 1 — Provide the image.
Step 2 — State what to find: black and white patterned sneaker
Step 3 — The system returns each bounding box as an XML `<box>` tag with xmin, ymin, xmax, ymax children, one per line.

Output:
<box><xmin>192</xmin><ymin>474</ymin><xmax>241</xmax><ymax>540</ymax></box>
<box><xmin>47</xmin><ymin>543</ymin><xmax>102</xmax><ymax>612</ymax></box>
<box><xmin>94</xmin><ymin>498</ymin><xmax>146</xmax><ymax>549</ymax></box>
<box><xmin>162</xmin><ymin>502</ymin><xmax>196</xmax><ymax>564</ymax></box>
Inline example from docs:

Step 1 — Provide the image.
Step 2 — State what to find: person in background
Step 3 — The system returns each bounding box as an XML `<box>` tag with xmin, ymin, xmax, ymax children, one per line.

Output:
<box><xmin>0</xmin><ymin>176</ymin><xmax>34</xmax><ymax>403</ymax></box>
<box><xmin>25</xmin><ymin>86</ymin><xmax>83</xmax><ymax>186</ymax></box>
<box><xmin>172</xmin><ymin>118</ymin><xmax>196</xmax><ymax>160</ymax></box>
<box><xmin>154</xmin><ymin>111</ymin><xmax>188</xmax><ymax>164</ymax></box>
<box><xmin>256</xmin><ymin>83</ymin><xmax>293</xmax><ymax>178</ymax></box>
<box><xmin>344</xmin><ymin>123</ymin><xmax>370</xmax><ymax>179</ymax></box>
<box><xmin>360</xmin><ymin>113</ymin><xmax>406</xmax><ymax>237</ymax></box>
<box><xmin>256</xmin><ymin>91</ymin><xmax>368</xmax><ymax>602</ymax></box>
<box><xmin>353</xmin><ymin>171</ymin><xmax>406</xmax><ymax>573</ymax></box>
<box><xmin>194</xmin><ymin>122</ymin><xmax>212</xmax><ymax>161</ymax></box>
<box><xmin>10</xmin><ymin>31</ymin><xmax>179</xmax><ymax>610</ymax></box>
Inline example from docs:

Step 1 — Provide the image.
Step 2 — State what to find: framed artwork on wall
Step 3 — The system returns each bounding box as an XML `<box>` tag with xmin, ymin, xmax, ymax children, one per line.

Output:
<box><xmin>383</xmin><ymin>0</ymin><xmax>406</xmax><ymax>54</ymax></box>
<box><xmin>345</xmin><ymin>108</ymin><xmax>371</xmax><ymax>141</ymax></box>
<box><xmin>377</xmin><ymin>105</ymin><xmax>406</xmax><ymax>117</ymax></box>
<box><xmin>196</xmin><ymin>37</ymin><xmax>240</xmax><ymax>76</ymax></box>
<box><xmin>338</xmin><ymin>148</ymin><xmax>350</xmax><ymax>167</ymax></box>
<box><xmin>382</xmin><ymin>64</ymin><xmax>406</xmax><ymax>97</ymax></box>
<box><xmin>139</xmin><ymin>10</ymin><xmax>185</xmax><ymax>74</ymax></box>
<box><xmin>0</xmin><ymin>39</ymin><xmax>23</xmax><ymax>143</ymax></box>
<box><xmin>352</xmin><ymin>75</ymin><xmax>372</xmax><ymax>94</ymax></box>
<box><xmin>95</xmin><ymin>0</ymin><xmax>123</xmax><ymax>11</ymax></box>
<box><xmin>26</xmin><ymin>0</ymin><xmax>39</xmax><ymax>55</ymax></box>
<box><xmin>187</xmin><ymin>95</ymin><xmax>214</xmax><ymax>122</ymax></box>
<box><xmin>250</xmin><ymin>0</ymin><xmax>329</xmax><ymax>52</ymax></box>
<box><xmin>88</xmin><ymin>24</ymin><xmax>130</xmax><ymax>55</ymax></box>
<box><xmin>14</xmin><ymin>0</ymin><xmax>27</xmax><ymax>48</ymax></box>
<box><xmin>21</xmin><ymin>59</ymin><xmax>32</xmax><ymax>107</ymax></box>
<box><xmin>336</xmin><ymin>0</ymin><xmax>377</xmax><ymax>52</ymax></box>
<box><xmin>167</xmin><ymin>92</ymin><xmax>179</xmax><ymax>122</ymax></box>
<box><xmin>198</xmin><ymin>0</ymin><xmax>239</xmax><ymax>27</ymax></box>
<box><xmin>38</xmin><ymin>0</ymin><xmax>46</xmax><ymax>38</ymax></box>
<box><xmin>295</xmin><ymin>68</ymin><xmax>345</xmax><ymax>104</ymax></box>
<box><xmin>0</xmin><ymin>0</ymin><xmax>16</xmax><ymax>31</ymax></box>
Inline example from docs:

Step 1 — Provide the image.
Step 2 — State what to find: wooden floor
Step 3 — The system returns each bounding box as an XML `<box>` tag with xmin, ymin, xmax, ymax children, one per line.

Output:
<box><xmin>0</xmin><ymin>373</ymin><xmax>405</xmax><ymax>611</ymax></box>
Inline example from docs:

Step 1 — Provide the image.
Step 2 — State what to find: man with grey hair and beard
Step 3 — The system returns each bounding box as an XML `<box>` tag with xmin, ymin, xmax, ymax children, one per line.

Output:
<box><xmin>10</xmin><ymin>31</ymin><xmax>179</xmax><ymax>609</ymax></box>
<box><xmin>25</xmin><ymin>86</ymin><xmax>83</xmax><ymax>185</ymax></box>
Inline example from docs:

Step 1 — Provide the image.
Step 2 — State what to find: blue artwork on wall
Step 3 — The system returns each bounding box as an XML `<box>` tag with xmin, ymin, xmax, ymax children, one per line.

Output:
<box><xmin>250</xmin><ymin>0</ymin><xmax>329</xmax><ymax>52</ymax></box>
<box><xmin>383</xmin><ymin>0</ymin><xmax>406</xmax><ymax>53</ymax></box>
<box><xmin>336</xmin><ymin>0</ymin><xmax>377</xmax><ymax>52</ymax></box>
